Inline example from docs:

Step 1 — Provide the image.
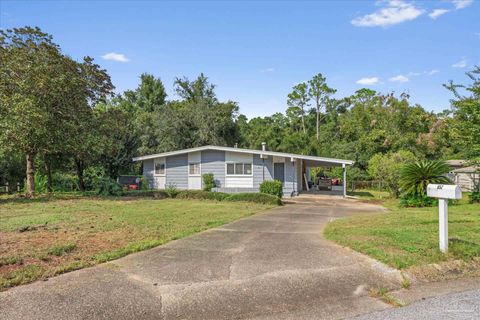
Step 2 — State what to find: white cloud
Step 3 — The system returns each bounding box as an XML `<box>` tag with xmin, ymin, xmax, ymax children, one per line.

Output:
<box><xmin>389</xmin><ymin>75</ymin><xmax>409</xmax><ymax>83</ymax></box>
<box><xmin>452</xmin><ymin>0</ymin><xmax>473</xmax><ymax>9</ymax></box>
<box><xmin>452</xmin><ymin>58</ymin><xmax>468</xmax><ymax>68</ymax></box>
<box><xmin>408</xmin><ymin>69</ymin><xmax>439</xmax><ymax>76</ymax></box>
<box><xmin>101</xmin><ymin>52</ymin><xmax>129</xmax><ymax>62</ymax></box>
<box><xmin>429</xmin><ymin>9</ymin><xmax>450</xmax><ymax>19</ymax></box>
<box><xmin>260</xmin><ymin>68</ymin><xmax>275</xmax><ymax>73</ymax></box>
<box><xmin>356</xmin><ymin>77</ymin><xmax>379</xmax><ymax>85</ymax></box>
<box><xmin>351</xmin><ymin>1</ymin><xmax>424</xmax><ymax>27</ymax></box>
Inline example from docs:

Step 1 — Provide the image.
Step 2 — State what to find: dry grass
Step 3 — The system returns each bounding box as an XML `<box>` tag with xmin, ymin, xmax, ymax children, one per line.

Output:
<box><xmin>0</xmin><ymin>194</ymin><xmax>273</xmax><ymax>290</ymax></box>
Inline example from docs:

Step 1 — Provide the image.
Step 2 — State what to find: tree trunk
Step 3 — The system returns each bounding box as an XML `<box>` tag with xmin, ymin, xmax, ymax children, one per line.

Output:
<box><xmin>75</xmin><ymin>158</ymin><xmax>86</xmax><ymax>191</ymax></box>
<box><xmin>26</xmin><ymin>152</ymin><xmax>36</xmax><ymax>197</ymax></box>
<box><xmin>316</xmin><ymin>105</ymin><xmax>320</xmax><ymax>140</ymax></box>
<box><xmin>301</xmin><ymin>106</ymin><xmax>306</xmax><ymax>134</ymax></box>
<box><xmin>44</xmin><ymin>155</ymin><xmax>53</xmax><ymax>193</ymax></box>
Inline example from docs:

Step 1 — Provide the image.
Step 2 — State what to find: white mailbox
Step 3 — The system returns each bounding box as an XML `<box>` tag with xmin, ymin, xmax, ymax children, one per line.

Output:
<box><xmin>426</xmin><ymin>184</ymin><xmax>462</xmax><ymax>253</ymax></box>
<box><xmin>427</xmin><ymin>184</ymin><xmax>462</xmax><ymax>200</ymax></box>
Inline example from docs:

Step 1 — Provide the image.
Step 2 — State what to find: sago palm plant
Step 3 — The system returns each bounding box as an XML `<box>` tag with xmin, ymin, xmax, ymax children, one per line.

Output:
<box><xmin>399</xmin><ymin>160</ymin><xmax>451</xmax><ymax>197</ymax></box>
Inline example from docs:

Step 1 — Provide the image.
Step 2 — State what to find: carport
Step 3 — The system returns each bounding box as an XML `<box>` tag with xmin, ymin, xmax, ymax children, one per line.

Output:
<box><xmin>297</xmin><ymin>157</ymin><xmax>353</xmax><ymax>197</ymax></box>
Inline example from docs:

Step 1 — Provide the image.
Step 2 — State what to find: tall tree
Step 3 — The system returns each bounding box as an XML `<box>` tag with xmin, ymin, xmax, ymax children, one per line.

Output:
<box><xmin>0</xmin><ymin>27</ymin><xmax>113</xmax><ymax>195</ymax></box>
<box><xmin>287</xmin><ymin>82</ymin><xmax>310</xmax><ymax>134</ymax></box>
<box><xmin>308</xmin><ymin>73</ymin><xmax>336</xmax><ymax>140</ymax></box>
<box><xmin>174</xmin><ymin>73</ymin><xmax>216</xmax><ymax>103</ymax></box>
<box><xmin>444</xmin><ymin>66</ymin><xmax>480</xmax><ymax>164</ymax></box>
<box><xmin>0</xmin><ymin>27</ymin><xmax>69</xmax><ymax>196</ymax></box>
<box><xmin>124</xmin><ymin>73</ymin><xmax>167</xmax><ymax>112</ymax></box>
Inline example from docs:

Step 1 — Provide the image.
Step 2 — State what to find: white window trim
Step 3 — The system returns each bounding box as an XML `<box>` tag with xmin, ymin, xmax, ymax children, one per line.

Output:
<box><xmin>225</xmin><ymin>161</ymin><xmax>253</xmax><ymax>177</ymax></box>
<box><xmin>154</xmin><ymin>158</ymin><xmax>166</xmax><ymax>176</ymax></box>
<box><xmin>188</xmin><ymin>162</ymin><xmax>201</xmax><ymax>176</ymax></box>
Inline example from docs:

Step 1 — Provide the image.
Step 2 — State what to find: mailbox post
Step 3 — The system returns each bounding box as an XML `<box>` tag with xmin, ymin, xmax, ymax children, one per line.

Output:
<box><xmin>427</xmin><ymin>184</ymin><xmax>462</xmax><ymax>253</ymax></box>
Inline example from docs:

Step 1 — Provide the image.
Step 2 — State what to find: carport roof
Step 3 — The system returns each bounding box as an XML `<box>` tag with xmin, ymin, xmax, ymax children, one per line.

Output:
<box><xmin>132</xmin><ymin>145</ymin><xmax>354</xmax><ymax>166</ymax></box>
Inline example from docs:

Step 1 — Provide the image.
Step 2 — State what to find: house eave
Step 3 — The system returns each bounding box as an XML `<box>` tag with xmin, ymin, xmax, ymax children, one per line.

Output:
<box><xmin>132</xmin><ymin>145</ymin><xmax>354</xmax><ymax>166</ymax></box>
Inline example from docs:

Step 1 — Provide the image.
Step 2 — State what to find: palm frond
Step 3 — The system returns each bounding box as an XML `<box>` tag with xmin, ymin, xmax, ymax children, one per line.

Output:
<box><xmin>400</xmin><ymin>160</ymin><xmax>451</xmax><ymax>197</ymax></box>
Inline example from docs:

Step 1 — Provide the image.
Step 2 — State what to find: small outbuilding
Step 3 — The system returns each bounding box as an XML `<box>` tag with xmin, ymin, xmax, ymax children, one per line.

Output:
<box><xmin>132</xmin><ymin>144</ymin><xmax>353</xmax><ymax>197</ymax></box>
<box><xmin>447</xmin><ymin>160</ymin><xmax>479</xmax><ymax>192</ymax></box>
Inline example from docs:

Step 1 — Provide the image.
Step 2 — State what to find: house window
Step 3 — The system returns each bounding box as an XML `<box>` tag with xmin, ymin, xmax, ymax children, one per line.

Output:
<box><xmin>154</xmin><ymin>160</ymin><xmax>165</xmax><ymax>175</ymax></box>
<box><xmin>226</xmin><ymin>162</ymin><xmax>253</xmax><ymax>176</ymax></box>
<box><xmin>235</xmin><ymin>163</ymin><xmax>244</xmax><ymax>175</ymax></box>
<box><xmin>189</xmin><ymin>162</ymin><xmax>200</xmax><ymax>175</ymax></box>
<box><xmin>244</xmin><ymin>163</ymin><xmax>252</xmax><ymax>175</ymax></box>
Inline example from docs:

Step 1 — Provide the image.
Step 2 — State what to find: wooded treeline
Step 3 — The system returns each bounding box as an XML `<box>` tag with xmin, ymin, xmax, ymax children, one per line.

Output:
<box><xmin>1</xmin><ymin>27</ymin><xmax>479</xmax><ymax>196</ymax></box>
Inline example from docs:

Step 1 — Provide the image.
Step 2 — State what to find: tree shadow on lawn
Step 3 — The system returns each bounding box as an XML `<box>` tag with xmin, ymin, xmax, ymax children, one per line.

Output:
<box><xmin>0</xmin><ymin>192</ymin><xmax>99</xmax><ymax>205</ymax></box>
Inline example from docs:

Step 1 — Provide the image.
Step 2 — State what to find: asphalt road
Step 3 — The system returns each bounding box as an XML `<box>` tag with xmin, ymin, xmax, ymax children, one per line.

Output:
<box><xmin>1</xmin><ymin>195</ymin><xmax>401</xmax><ymax>320</ymax></box>
<box><xmin>351</xmin><ymin>289</ymin><xmax>480</xmax><ymax>320</ymax></box>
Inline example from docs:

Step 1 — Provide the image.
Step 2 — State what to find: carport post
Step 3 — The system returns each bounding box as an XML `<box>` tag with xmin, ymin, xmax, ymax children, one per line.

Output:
<box><xmin>342</xmin><ymin>163</ymin><xmax>347</xmax><ymax>198</ymax></box>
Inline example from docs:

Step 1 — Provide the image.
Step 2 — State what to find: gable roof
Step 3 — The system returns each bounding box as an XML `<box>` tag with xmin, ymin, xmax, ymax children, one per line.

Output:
<box><xmin>132</xmin><ymin>145</ymin><xmax>354</xmax><ymax>165</ymax></box>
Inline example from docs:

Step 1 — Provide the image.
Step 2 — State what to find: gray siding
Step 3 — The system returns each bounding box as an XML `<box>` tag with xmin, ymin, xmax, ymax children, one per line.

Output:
<box><xmin>201</xmin><ymin>150</ymin><xmax>225</xmax><ymax>188</ymax></box>
<box><xmin>253</xmin><ymin>155</ymin><xmax>273</xmax><ymax>189</ymax></box>
<box><xmin>296</xmin><ymin>160</ymin><xmax>303</xmax><ymax>192</ymax></box>
<box><xmin>141</xmin><ymin>151</ymin><xmax>299</xmax><ymax>197</ymax></box>
<box><xmin>166</xmin><ymin>153</ymin><xmax>188</xmax><ymax>189</ymax></box>
<box><xmin>142</xmin><ymin>159</ymin><xmax>155</xmax><ymax>188</ymax></box>
<box><xmin>143</xmin><ymin>159</ymin><xmax>154</xmax><ymax>178</ymax></box>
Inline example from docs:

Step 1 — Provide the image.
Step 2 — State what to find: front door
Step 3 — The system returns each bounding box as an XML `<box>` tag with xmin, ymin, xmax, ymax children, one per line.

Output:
<box><xmin>274</xmin><ymin>162</ymin><xmax>285</xmax><ymax>184</ymax></box>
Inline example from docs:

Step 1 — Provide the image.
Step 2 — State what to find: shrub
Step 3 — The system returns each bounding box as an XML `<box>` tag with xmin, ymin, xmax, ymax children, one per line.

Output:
<box><xmin>399</xmin><ymin>160</ymin><xmax>451</xmax><ymax>198</ymax></box>
<box><xmin>259</xmin><ymin>180</ymin><xmax>283</xmax><ymax>198</ymax></box>
<box><xmin>165</xmin><ymin>183</ymin><xmax>179</xmax><ymax>198</ymax></box>
<box><xmin>33</xmin><ymin>173</ymin><xmax>48</xmax><ymax>193</ymax></box>
<box><xmin>368</xmin><ymin>150</ymin><xmax>417</xmax><ymax>197</ymax></box>
<box><xmin>202</xmin><ymin>173</ymin><xmax>215</xmax><ymax>191</ymax></box>
<box><xmin>176</xmin><ymin>190</ymin><xmax>229</xmax><ymax>201</ymax></box>
<box><xmin>139</xmin><ymin>176</ymin><xmax>151</xmax><ymax>190</ymax></box>
<box><xmin>225</xmin><ymin>193</ymin><xmax>282</xmax><ymax>205</ymax></box>
<box><xmin>470</xmin><ymin>185</ymin><xmax>480</xmax><ymax>204</ymax></box>
<box><xmin>95</xmin><ymin>177</ymin><xmax>124</xmax><ymax>196</ymax></box>
<box><xmin>126</xmin><ymin>190</ymin><xmax>167</xmax><ymax>199</ymax></box>
<box><xmin>84</xmin><ymin>166</ymin><xmax>106</xmax><ymax>191</ymax></box>
<box><xmin>399</xmin><ymin>195</ymin><xmax>437</xmax><ymax>207</ymax></box>
<box><xmin>52</xmin><ymin>172</ymin><xmax>78</xmax><ymax>192</ymax></box>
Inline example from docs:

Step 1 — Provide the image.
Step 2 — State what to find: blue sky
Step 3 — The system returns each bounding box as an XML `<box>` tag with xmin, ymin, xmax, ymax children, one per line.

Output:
<box><xmin>1</xmin><ymin>0</ymin><xmax>479</xmax><ymax>118</ymax></box>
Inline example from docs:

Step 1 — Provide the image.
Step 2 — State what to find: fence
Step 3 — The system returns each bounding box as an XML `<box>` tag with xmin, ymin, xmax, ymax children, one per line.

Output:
<box><xmin>351</xmin><ymin>180</ymin><xmax>386</xmax><ymax>192</ymax></box>
<box><xmin>0</xmin><ymin>182</ymin><xmax>22</xmax><ymax>194</ymax></box>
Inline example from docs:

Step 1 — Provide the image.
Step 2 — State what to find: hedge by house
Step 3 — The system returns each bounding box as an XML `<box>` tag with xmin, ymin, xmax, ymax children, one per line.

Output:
<box><xmin>176</xmin><ymin>190</ymin><xmax>230</xmax><ymax>201</ymax></box>
<box><xmin>171</xmin><ymin>190</ymin><xmax>282</xmax><ymax>205</ymax></box>
<box><xmin>225</xmin><ymin>193</ymin><xmax>282</xmax><ymax>206</ymax></box>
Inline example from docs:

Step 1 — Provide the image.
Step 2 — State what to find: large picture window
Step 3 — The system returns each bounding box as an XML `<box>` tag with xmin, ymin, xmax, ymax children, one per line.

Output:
<box><xmin>154</xmin><ymin>160</ymin><xmax>165</xmax><ymax>175</ymax></box>
<box><xmin>226</xmin><ymin>162</ymin><xmax>253</xmax><ymax>176</ymax></box>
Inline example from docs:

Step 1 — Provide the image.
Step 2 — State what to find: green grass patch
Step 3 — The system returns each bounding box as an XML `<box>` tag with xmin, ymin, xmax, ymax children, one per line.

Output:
<box><xmin>325</xmin><ymin>189</ymin><xmax>480</xmax><ymax>269</ymax></box>
<box><xmin>0</xmin><ymin>256</ymin><xmax>22</xmax><ymax>267</ymax></box>
<box><xmin>0</xmin><ymin>265</ymin><xmax>45</xmax><ymax>289</ymax></box>
<box><xmin>47</xmin><ymin>243</ymin><xmax>77</xmax><ymax>256</ymax></box>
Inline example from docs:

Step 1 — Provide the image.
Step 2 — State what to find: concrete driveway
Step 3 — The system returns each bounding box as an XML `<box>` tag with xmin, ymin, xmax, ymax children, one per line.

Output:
<box><xmin>0</xmin><ymin>195</ymin><xmax>402</xmax><ymax>320</ymax></box>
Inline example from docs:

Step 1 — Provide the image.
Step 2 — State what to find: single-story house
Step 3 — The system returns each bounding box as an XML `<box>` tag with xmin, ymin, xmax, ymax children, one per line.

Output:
<box><xmin>132</xmin><ymin>144</ymin><xmax>354</xmax><ymax>197</ymax></box>
<box><xmin>446</xmin><ymin>160</ymin><xmax>479</xmax><ymax>192</ymax></box>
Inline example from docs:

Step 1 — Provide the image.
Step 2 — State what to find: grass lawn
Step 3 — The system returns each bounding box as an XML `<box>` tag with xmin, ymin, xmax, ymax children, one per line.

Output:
<box><xmin>0</xmin><ymin>194</ymin><xmax>273</xmax><ymax>290</ymax></box>
<box><xmin>325</xmin><ymin>190</ymin><xmax>480</xmax><ymax>271</ymax></box>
